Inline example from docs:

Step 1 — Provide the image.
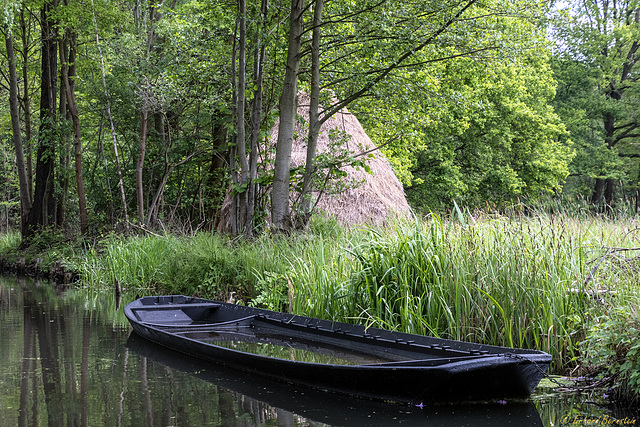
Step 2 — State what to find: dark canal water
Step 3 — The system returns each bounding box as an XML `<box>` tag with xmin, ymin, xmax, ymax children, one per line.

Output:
<box><xmin>0</xmin><ymin>277</ymin><xmax>637</xmax><ymax>426</ymax></box>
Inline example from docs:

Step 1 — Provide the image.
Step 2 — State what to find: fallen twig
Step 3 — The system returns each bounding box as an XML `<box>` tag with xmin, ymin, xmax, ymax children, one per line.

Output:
<box><xmin>129</xmin><ymin>222</ymin><xmax>161</xmax><ymax>237</ymax></box>
<box><xmin>583</xmin><ymin>246</ymin><xmax>640</xmax><ymax>287</ymax></box>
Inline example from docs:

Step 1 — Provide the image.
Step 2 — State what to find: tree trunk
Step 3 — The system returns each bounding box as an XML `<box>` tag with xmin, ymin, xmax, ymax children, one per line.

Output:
<box><xmin>147</xmin><ymin>173</ymin><xmax>169</xmax><ymax>227</ymax></box>
<box><xmin>207</xmin><ymin>121</ymin><xmax>227</xmax><ymax>230</ymax></box>
<box><xmin>245</xmin><ymin>0</ymin><xmax>268</xmax><ymax>236</ymax></box>
<box><xmin>234</xmin><ymin>0</ymin><xmax>249</xmax><ymax>233</ymax></box>
<box><xmin>300</xmin><ymin>0</ymin><xmax>323</xmax><ymax>223</ymax></box>
<box><xmin>272</xmin><ymin>0</ymin><xmax>305</xmax><ymax>231</ymax></box>
<box><xmin>137</xmin><ymin>109</ymin><xmax>148</xmax><ymax>223</ymax></box>
<box><xmin>134</xmin><ymin>3</ymin><xmax>164</xmax><ymax>225</ymax></box>
<box><xmin>146</xmin><ymin>152</ymin><xmax>198</xmax><ymax>226</ymax></box>
<box><xmin>4</xmin><ymin>25</ymin><xmax>32</xmax><ymax>238</ymax></box>
<box><xmin>66</xmin><ymin>32</ymin><xmax>88</xmax><ymax>233</ymax></box>
<box><xmin>27</xmin><ymin>1</ymin><xmax>59</xmax><ymax>237</ymax></box>
<box><xmin>592</xmin><ymin>112</ymin><xmax>617</xmax><ymax>208</ymax></box>
<box><xmin>60</xmin><ymin>29</ymin><xmax>87</xmax><ymax>232</ymax></box>
<box><xmin>19</xmin><ymin>10</ymin><xmax>33</xmax><ymax>202</ymax></box>
<box><xmin>604</xmin><ymin>178</ymin><xmax>615</xmax><ymax>207</ymax></box>
<box><xmin>591</xmin><ymin>178</ymin><xmax>605</xmax><ymax>205</ymax></box>
<box><xmin>147</xmin><ymin>117</ymin><xmax>172</xmax><ymax>226</ymax></box>
<box><xmin>91</xmin><ymin>0</ymin><xmax>129</xmax><ymax>225</ymax></box>
<box><xmin>230</xmin><ymin>20</ymin><xmax>239</xmax><ymax>233</ymax></box>
<box><xmin>57</xmin><ymin>56</ymin><xmax>69</xmax><ymax>229</ymax></box>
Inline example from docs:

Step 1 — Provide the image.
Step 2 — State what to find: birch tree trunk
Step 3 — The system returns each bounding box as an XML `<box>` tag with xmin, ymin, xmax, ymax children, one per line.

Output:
<box><xmin>271</xmin><ymin>0</ymin><xmax>305</xmax><ymax>231</ymax></box>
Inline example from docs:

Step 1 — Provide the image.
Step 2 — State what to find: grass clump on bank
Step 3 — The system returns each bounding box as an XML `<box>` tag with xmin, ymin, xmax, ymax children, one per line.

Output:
<box><xmin>77</xmin><ymin>221</ymin><xmax>345</xmax><ymax>301</ymax></box>
<box><xmin>344</xmin><ymin>216</ymin><xmax>590</xmax><ymax>366</ymax></box>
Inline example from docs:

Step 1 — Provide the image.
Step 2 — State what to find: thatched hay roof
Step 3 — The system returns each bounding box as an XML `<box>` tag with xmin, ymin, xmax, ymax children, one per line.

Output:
<box><xmin>287</xmin><ymin>92</ymin><xmax>410</xmax><ymax>226</ymax></box>
<box><xmin>218</xmin><ymin>93</ymin><xmax>410</xmax><ymax>231</ymax></box>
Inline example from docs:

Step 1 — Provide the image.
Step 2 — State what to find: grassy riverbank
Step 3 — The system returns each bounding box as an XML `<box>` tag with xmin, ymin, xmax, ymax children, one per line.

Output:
<box><xmin>2</xmin><ymin>210</ymin><xmax>640</xmax><ymax>400</ymax></box>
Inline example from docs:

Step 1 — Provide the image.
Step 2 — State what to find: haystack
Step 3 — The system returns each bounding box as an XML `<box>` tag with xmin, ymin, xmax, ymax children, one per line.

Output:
<box><xmin>218</xmin><ymin>93</ymin><xmax>410</xmax><ymax>230</ymax></box>
<box><xmin>286</xmin><ymin>92</ymin><xmax>410</xmax><ymax>226</ymax></box>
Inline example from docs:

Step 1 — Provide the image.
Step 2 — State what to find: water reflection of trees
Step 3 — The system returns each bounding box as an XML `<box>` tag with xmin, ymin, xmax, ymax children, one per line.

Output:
<box><xmin>16</xmin><ymin>282</ymin><xmax>89</xmax><ymax>426</ymax></box>
<box><xmin>18</xmin><ymin>286</ymin><xmax>36</xmax><ymax>427</ymax></box>
<box><xmin>0</xmin><ymin>278</ymin><xmax>552</xmax><ymax>426</ymax></box>
<box><xmin>1</xmin><ymin>279</ymin><xmax>314</xmax><ymax>426</ymax></box>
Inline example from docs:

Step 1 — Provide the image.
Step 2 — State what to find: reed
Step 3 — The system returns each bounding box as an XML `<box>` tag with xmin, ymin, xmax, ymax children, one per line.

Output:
<box><xmin>283</xmin><ymin>212</ymin><xmax>640</xmax><ymax>372</ymax></box>
<box><xmin>345</xmin><ymin>218</ymin><xmax>583</xmax><ymax>366</ymax></box>
<box><xmin>74</xmin><ymin>210</ymin><xmax>640</xmax><ymax>373</ymax></box>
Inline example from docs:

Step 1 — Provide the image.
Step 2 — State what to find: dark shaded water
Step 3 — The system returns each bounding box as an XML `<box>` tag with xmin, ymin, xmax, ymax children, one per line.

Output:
<box><xmin>0</xmin><ymin>277</ymin><xmax>637</xmax><ymax>426</ymax></box>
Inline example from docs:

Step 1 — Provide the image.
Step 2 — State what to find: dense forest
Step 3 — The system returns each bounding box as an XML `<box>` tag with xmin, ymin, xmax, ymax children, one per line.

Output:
<box><xmin>0</xmin><ymin>0</ymin><xmax>639</xmax><ymax>240</ymax></box>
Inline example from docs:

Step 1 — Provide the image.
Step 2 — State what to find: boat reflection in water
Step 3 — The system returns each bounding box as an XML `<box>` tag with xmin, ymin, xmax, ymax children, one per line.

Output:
<box><xmin>126</xmin><ymin>333</ymin><xmax>544</xmax><ymax>426</ymax></box>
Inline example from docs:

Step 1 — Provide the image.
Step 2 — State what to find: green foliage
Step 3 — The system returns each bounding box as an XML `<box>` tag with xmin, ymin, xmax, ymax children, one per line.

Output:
<box><xmin>345</xmin><ymin>216</ymin><xmax>592</xmax><ymax>366</ymax></box>
<box><xmin>1</xmin><ymin>0</ymin><xmax>585</xmax><ymax>236</ymax></box>
<box><xmin>349</xmin><ymin>1</ymin><xmax>572</xmax><ymax>210</ymax></box>
<box><xmin>580</xmin><ymin>307</ymin><xmax>640</xmax><ymax>404</ymax></box>
<box><xmin>0</xmin><ymin>231</ymin><xmax>19</xmax><ymax>253</ymax></box>
<box><xmin>281</xmin><ymin>211</ymin><xmax>640</xmax><ymax>373</ymax></box>
<box><xmin>82</xmin><ymin>234</ymin><xmax>179</xmax><ymax>290</ymax></box>
<box><xmin>165</xmin><ymin>234</ymin><xmax>250</xmax><ymax>299</ymax></box>
<box><xmin>549</xmin><ymin>0</ymin><xmax>640</xmax><ymax>202</ymax></box>
<box><xmin>25</xmin><ymin>227</ymin><xmax>67</xmax><ymax>253</ymax></box>
<box><xmin>308</xmin><ymin>210</ymin><xmax>343</xmax><ymax>240</ymax></box>
<box><xmin>250</xmin><ymin>271</ymin><xmax>291</xmax><ymax>311</ymax></box>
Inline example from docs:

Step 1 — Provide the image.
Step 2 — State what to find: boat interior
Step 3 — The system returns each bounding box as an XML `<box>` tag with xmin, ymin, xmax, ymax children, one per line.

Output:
<box><xmin>128</xmin><ymin>296</ymin><xmax>501</xmax><ymax>366</ymax></box>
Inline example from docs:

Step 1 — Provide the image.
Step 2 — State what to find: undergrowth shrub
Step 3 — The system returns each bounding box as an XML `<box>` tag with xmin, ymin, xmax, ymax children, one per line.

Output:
<box><xmin>87</xmin><ymin>235</ymin><xmax>178</xmax><ymax>290</ymax></box>
<box><xmin>251</xmin><ymin>271</ymin><xmax>292</xmax><ymax>311</ymax></box>
<box><xmin>579</xmin><ymin>307</ymin><xmax>640</xmax><ymax>405</ymax></box>
<box><xmin>0</xmin><ymin>231</ymin><xmax>20</xmax><ymax>253</ymax></box>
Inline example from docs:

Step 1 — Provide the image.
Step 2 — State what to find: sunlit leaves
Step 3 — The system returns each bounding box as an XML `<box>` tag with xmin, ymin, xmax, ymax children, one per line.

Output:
<box><xmin>346</xmin><ymin>0</ymin><xmax>571</xmax><ymax>209</ymax></box>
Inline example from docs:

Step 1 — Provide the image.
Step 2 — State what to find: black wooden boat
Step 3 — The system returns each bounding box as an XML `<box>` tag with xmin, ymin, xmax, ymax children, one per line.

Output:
<box><xmin>124</xmin><ymin>295</ymin><xmax>552</xmax><ymax>403</ymax></box>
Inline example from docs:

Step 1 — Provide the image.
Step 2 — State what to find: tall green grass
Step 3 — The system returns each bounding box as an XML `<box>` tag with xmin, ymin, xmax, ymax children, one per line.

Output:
<box><xmin>283</xmin><ymin>212</ymin><xmax>640</xmax><ymax>372</ymax></box>
<box><xmin>79</xmin><ymin>235</ymin><xmax>179</xmax><ymax>290</ymax></box>
<box><xmin>75</xmin><ymin>211</ymin><xmax>640</xmax><ymax>373</ymax></box>
<box><xmin>0</xmin><ymin>231</ymin><xmax>20</xmax><ymax>253</ymax></box>
<box><xmin>339</xmin><ymin>215</ymin><xmax>592</xmax><ymax>370</ymax></box>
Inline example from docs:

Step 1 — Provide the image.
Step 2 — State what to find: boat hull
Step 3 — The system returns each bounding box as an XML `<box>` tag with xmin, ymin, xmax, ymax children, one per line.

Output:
<box><xmin>125</xmin><ymin>295</ymin><xmax>551</xmax><ymax>403</ymax></box>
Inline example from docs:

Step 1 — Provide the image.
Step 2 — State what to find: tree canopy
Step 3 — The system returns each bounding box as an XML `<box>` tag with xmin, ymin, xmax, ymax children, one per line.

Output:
<box><xmin>550</xmin><ymin>0</ymin><xmax>640</xmax><ymax>208</ymax></box>
<box><xmin>0</xmin><ymin>0</ymin><xmax>623</xmax><ymax>240</ymax></box>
